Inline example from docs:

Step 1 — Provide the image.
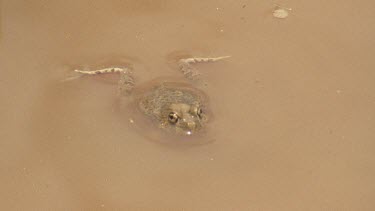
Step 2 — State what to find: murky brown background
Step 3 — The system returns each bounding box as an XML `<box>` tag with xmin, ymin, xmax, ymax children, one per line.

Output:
<box><xmin>1</xmin><ymin>0</ymin><xmax>374</xmax><ymax>210</ymax></box>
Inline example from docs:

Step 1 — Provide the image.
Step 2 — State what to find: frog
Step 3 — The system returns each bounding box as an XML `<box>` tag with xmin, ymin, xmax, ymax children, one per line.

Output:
<box><xmin>73</xmin><ymin>55</ymin><xmax>230</xmax><ymax>137</ymax></box>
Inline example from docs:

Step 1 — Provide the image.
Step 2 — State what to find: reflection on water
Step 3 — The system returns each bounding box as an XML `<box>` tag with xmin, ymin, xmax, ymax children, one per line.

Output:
<box><xmin>1</xmin><ymin>0</ymin><xmax>375</xmax><ymax>210</ymax></box>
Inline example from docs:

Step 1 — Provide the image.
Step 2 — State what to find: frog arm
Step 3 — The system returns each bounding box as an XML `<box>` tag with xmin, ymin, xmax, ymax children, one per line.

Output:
<box><xmin>74</xmin><ymin>67</ymin><xmax>127</xmax><ymax>75</ymax></box>
<box><xmin>178</xmin><ymin>56</ymin><xmax>231</xmax><ymax>80</ymax></box>
<box><xmin>178</xmin><ymin>61</ymin><xmax>201</xmax><ymax>80</ymax></box>
<box><xmin>118</xmin><ymin>69</ymin><xmax>135</xmax><ymax>95</ymax></box>
<box><xmin>179</xmin><ymin>56</ymin><xmax>231</xmax><ymax>64</ymax></box>
<box><xmin>73</xmin><ymin>67</ymin><xmax>135</xmax><ymax>95</ymax></box>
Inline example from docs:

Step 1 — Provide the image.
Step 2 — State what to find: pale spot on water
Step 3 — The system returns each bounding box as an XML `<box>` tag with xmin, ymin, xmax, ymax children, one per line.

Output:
<box><xmin>273</xmin><ymin>5</ymin><xmax>292</xmax><ymax>19</ymax></box>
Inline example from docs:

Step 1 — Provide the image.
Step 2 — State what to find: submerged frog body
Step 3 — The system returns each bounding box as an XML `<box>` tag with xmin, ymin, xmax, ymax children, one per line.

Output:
<box><xmin>73</xmin><ymin>56</ymin><xmax>229</xmax><ymax>136</ymax></box>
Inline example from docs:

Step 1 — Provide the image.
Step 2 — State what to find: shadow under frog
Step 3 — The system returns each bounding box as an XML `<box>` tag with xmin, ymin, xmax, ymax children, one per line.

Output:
<box><xmin>72</xmin><ymin>55</ymin><xmax>230</xmax><ymax>144</ymax></box>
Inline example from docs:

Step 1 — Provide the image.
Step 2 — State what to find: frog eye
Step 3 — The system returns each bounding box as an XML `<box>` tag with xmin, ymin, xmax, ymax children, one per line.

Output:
<box><xmin>196</xmin><ymin>107</ymin><xmax>203</xmax><ymax>118</ymax></box>
<box><xmin>168</xmin><ymin>112</ymin><xmax>179</xmax><ymax>124</ymax></box>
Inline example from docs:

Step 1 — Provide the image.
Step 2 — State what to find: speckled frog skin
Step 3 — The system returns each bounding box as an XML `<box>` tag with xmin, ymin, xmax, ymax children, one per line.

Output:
<box><xmin>73</xmin><ymin>56</ymin><xmax>229</xmax><ymax>136</ymax></box>
<box><xmin>137</xmin><ymin>81</ymin><xmax>208</xmax><ymax>135</ymax></box>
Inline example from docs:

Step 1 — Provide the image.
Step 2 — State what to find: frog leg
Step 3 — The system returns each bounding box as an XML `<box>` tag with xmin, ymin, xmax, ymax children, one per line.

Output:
<box><xmin>178</xmin><ymin>56</ymin><xmax>231</xmax><ymax>80</ymax></box>
<box><xmin>74</xmin><ymin>67</ymin><xmax>135</xmax><ymax>95</ymax></box>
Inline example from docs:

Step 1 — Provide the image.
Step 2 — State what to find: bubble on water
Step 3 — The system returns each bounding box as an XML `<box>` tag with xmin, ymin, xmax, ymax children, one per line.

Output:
<box><xmin>273</xmin><ymin>5</ymin><xmax>292</xmax><ymax>19</ymax></box>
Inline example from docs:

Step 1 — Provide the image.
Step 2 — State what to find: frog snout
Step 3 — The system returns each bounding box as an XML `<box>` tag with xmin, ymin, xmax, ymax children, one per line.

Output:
<box><xmin>181</xmin><ymin>117</ymin><xmax>196</xmax><ymax>130</ymax></box>
<box><xmin>186</xmin><ymin>121</ymin><xmax>196</xmax><ymax>129</ymax></box>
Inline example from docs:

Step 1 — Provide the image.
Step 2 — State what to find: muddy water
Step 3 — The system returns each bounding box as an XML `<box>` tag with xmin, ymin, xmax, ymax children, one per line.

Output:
<box><xmin>1</xmin><ymin>0</ymin><xmax>375</xmax><ymax>210</ymax></box>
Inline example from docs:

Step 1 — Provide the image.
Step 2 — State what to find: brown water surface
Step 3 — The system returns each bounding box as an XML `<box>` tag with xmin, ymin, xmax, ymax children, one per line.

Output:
<box><xmin>1</xmin><ymin>0</ymin><xmax>375</xmax><ymax>210</ymax></box>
